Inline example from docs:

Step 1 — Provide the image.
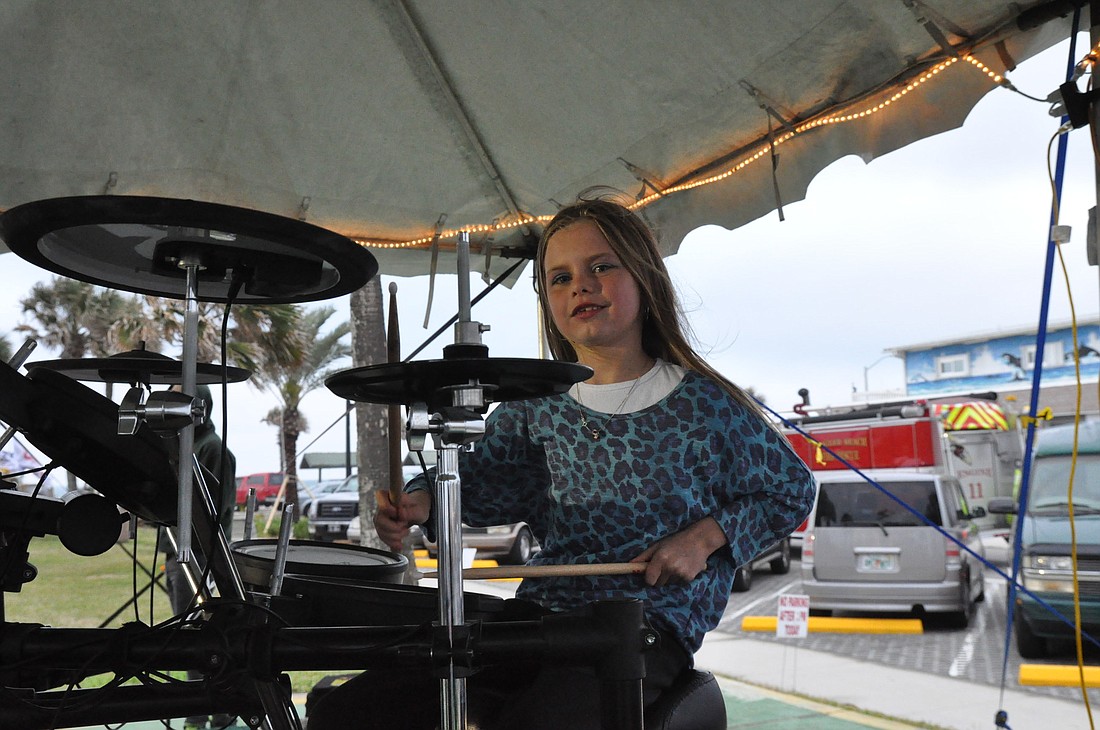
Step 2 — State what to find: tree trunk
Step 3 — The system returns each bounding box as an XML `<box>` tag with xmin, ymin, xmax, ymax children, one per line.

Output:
<box><xmin>282</xmin><ymin>406</ymin><xmax>301</xmax><ymax>519</ymax></box>
<box><xmin>350</xmin><ymin>277</ymin><xmax>389</xmax><ymax>552</ymax></box>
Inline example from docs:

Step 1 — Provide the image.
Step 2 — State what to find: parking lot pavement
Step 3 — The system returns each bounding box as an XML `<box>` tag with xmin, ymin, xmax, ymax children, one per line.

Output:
<box><xmin>696</xmin><ymin>632</ymin><xmax>1090</xmax><ymax>730</ymax></box>
<box><xmin>714</xmin><ymin>674</ymin><xmax>920</xmax><ymax>729</ymax></box>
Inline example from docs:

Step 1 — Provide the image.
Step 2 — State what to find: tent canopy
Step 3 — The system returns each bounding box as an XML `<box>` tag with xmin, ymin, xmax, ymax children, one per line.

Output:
<box><xmin>0</xmin><ymin>1</ymin><xmax>1082</xmax><ymax>278</ymax></box>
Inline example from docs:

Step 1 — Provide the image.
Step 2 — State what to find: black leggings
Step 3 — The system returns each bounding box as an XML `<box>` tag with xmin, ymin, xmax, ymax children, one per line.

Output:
<box><xmin>306</xmin><ymin>601</ymin><xmax>690</xmax><ymax>730</ymax></box>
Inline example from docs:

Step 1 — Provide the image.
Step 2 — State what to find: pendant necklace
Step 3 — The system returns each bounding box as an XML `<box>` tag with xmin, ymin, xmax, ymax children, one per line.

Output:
<box><xmin>577</xmin><ymin>375</ymin><xmax>643</xmax><ymax>441</ymax></box>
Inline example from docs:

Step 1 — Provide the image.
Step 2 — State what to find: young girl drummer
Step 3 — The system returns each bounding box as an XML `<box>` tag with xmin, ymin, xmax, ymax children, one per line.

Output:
<box><xmin>317</xmin><ymin>194</ymin><xmax>814</xmax><ymax>729</ymax></box>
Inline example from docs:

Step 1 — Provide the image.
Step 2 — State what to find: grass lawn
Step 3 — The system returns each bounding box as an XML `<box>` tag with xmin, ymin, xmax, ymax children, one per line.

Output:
<box><xmin>6</xmin><ymin>526</ymin><xmax>333</xmax><ymax>696</ymax></box>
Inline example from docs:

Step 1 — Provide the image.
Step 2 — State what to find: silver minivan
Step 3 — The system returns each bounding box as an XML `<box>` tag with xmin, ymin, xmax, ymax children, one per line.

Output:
<box><xmin>800</xmin><ymin>470</ymin><xmax>987</xmax><ymax>626</ymax></box>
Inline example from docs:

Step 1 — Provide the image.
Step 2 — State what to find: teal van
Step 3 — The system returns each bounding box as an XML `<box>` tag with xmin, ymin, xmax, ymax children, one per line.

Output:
<box><xmin>988</xmin><ymin>420</ymin><xmax>1100</xmax><ymax>658</ymax></box>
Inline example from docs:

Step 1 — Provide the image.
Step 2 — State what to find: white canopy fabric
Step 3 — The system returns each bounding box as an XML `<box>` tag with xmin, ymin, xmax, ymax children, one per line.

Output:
<box><xmin>0</xmin><ymin>1</ymin><xmax>1081</xmax><ymax>279</ymax></box>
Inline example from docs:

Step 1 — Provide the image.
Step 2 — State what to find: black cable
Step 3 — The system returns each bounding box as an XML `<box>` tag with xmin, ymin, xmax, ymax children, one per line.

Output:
<box><xmin>218</xmin><ymin>271</ymin><xmax>246</xmax><ymax>535</ymax></box>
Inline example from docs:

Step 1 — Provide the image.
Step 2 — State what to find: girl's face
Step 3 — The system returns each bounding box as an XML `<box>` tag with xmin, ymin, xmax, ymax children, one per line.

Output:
<box><xmin>542</xmin><ymin>220</ymin><xmax>645</xmax><ymax>360</ymax></box>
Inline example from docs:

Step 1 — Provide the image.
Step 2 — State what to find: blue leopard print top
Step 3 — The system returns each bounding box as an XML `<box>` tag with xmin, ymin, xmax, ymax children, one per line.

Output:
<box><xmin>421</xmin><ymin>370</ymin><xmax>814</xmax><ymax>655</ymax></box>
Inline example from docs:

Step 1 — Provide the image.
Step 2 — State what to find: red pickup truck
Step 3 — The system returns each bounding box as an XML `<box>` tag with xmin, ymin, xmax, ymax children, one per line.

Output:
<box><xmin>235</xmin><ymin>472</ymin><xmax>286</xmax><ymax>507</ymax></box>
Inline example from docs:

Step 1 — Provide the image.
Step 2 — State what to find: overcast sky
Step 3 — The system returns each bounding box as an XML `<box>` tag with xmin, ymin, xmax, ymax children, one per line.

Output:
<box><xmin>1</xmin><ymin>36</ymin><xmax>1098</xmax><ymax>479</ymax></box>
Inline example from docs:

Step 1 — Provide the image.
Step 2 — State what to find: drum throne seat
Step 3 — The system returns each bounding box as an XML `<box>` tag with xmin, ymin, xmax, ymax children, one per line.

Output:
<box><xmin>643</xmin><ymin>668</ymin><xmax>726</xmax><ymax>730</ymax></box>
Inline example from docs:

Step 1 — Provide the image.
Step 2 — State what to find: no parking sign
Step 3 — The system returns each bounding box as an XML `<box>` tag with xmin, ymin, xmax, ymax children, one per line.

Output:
<box><xmin>776</xmin><ymin>594</ymin><xmax>809</xmax><ymax>638</ymax></box>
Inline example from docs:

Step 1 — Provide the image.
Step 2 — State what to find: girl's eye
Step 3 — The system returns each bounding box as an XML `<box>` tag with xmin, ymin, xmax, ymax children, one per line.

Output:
<box><xmin>593</xmin><ymin>262</ymin><xmax>615</xmax><ymax>274</ymax></box>
<box><xmin>550</xmin><ymin>273</ymin><xmax>570</xmax><ymax>285</ymax></box>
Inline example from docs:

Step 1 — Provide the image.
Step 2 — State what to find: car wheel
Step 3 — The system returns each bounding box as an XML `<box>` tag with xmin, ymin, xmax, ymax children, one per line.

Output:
<box><xmin>732</xmin><ymin>563</ymin><xmax>753</xmax><ymax>592</ymax></box>
<box><xmin>947</xmin><ymin>578</ymin><xmax>972</xmax><ymax>629</ymax></box>
<box><xmin>769</xmin><ymin>539</ymin><xmax>791</xmax><ymax>574</ymax></box>
<box><xmin>506</xmin><ymin>527</ymin><xmax>534</xmax><ymax>564</ymax></box>
<box><xmin>1015</xmin><ymin>614</ymin><xmax>1047</xmax><ymax>658</ymax></box>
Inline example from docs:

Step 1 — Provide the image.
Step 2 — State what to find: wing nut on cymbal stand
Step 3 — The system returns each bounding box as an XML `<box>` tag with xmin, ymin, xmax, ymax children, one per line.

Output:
<box><xmin>117</xmin><ymin>388</ymin><xmax>204</xmax><ymax>436</ymax></box>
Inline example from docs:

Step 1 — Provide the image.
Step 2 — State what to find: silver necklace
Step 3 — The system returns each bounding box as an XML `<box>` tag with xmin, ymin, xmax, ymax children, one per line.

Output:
<box><xmin>577</xmin><ymin>375</ymin><xmax>644</xmax><ymax>441</ymax></box>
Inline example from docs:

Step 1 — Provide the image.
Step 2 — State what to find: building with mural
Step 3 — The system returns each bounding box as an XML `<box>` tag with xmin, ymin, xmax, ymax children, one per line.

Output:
<box><xmin>886</xmin><ymin>318</ymin><xmax>1100</xmax><ymax>423</ymax></box>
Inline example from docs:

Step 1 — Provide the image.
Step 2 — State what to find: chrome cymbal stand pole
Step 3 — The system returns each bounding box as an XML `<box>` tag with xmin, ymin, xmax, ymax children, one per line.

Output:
<box><xmin>435</xmin><ymin>441</ymin><xmax>465</xmax><ymax>730</ymax></box>
<box><xmin>405</xmin><ymin>232</ymin><xmax>489</xmax><ymax>730</ymax></box>
<box><xmin>174</xmin><ymin>255</ymin><xmax>201</xmax><ymax>565</ymax></box>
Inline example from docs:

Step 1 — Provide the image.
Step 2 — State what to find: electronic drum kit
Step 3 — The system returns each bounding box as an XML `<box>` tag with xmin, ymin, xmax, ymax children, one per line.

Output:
<box><xmin>0</xmin><ymin>197</ymin><xmax>653</xmax><ymax>730</ymax></box>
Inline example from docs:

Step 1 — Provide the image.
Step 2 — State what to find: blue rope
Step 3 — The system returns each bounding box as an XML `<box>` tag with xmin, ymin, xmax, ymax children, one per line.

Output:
<box><xmin>757</xmin><ymin>401</ymin><xmax>1100</xmax><ymax>652</ymax></box>
<box><xmin>999</xmin><ymin>14</ymin><xmax>1081</xmax><ymax>713</ymax></box>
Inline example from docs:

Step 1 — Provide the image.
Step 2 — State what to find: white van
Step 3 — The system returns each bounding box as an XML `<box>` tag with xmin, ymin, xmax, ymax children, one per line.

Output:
<box><xmin>800</xmin><ymin>470</ymin><xmax>987</xmax><ymax>626</ymax></box>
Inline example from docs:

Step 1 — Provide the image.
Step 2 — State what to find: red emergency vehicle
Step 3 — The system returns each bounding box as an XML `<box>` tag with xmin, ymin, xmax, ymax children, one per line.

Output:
<box><xmin>782</xmin><ymin>398</ymin><xmax>1019</xmax><ymax>547</ymax></box>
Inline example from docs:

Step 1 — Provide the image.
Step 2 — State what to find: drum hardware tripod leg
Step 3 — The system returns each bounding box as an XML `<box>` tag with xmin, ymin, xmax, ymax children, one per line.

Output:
<box><xmin>6</xmin><ymin>338</ymin><xmax>37</xmax><ymax>370</ymax></box>
<box><xmin>189</xmin><ymin>457</ymin><xmax>299</xmax><ymax>730</ymax></box>
<box><xmin>0</xmin><ymin>339</ymin><xmax>37</xmax><ymax>454</ymax></box>
<box><xmin>162</xmin><ymin>526</ymin><xmax>208</xmax><ymax>610</ymax></box>
<box><xmin>268</xmin><ymin>503</ymin><xmax>296</xmax><ymax>597</ymax></box>
<box><xmin>244</xmin><ymin>489</ymin><xmax>257</xmax><ymax>541</ymax></box>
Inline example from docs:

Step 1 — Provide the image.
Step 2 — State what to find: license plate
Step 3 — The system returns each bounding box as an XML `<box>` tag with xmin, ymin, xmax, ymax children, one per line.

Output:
<box><xmin>858</xmin><ymin>553</ymin><xmax>898</xmax><ymax>572</ymax></box>
<box><xmin>328</xmin><ymin>524</ymin><xmax>343</xmax><ymax>532</ymax></box>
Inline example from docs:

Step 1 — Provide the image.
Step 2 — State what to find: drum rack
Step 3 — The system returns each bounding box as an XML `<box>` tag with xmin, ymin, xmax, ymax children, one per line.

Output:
<box><xmin>0</xmin><ymin>199</ymin><xmax>651</xmax><ymax>730</ymax></box>
<box><xmin>0</xmin><ymin>599</ymin><xmax>653</xmax><ymax>729</ymax></box>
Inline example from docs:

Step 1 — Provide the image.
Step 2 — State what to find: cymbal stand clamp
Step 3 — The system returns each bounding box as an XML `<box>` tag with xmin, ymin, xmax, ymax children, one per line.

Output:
<box><xmin>117</xmin><ymin>388</ymin><xmax>203</xmax><ymax>436</ymax></box>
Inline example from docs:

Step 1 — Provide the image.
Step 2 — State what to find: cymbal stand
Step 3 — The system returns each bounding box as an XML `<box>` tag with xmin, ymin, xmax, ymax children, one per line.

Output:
<box><xmin>175</xmin><ymin>254</ymin><xmax>201</xmax><ymax>565</ymax></box>
<box><xmin>115</xmin><ymin>250</ymin><xmax>297</xmax><ymax>730</ymax></box>
<box><xmin>115</xmin><ymin>251</ymin><xmax>203</xmax><ymax>565</ymax></box>
<box><xmin>404</xmin><ymin>232</ymin><xmax>489</xmax><ymax>730</ymax></box>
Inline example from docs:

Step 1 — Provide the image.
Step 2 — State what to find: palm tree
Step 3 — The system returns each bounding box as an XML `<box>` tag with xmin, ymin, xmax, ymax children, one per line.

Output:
<box><xmin>350</xmin><ymin>278</ymin><xmax>390</xmax><ymax>551</ymax></box>
<box><xmin>19</xmin><ymin>278</ymin><xmax>101</xmax><ymax>358</ymax></box>
<box><xmin>130</xmin><ymin>297</ymin><xmax>304</xmax><ymax>372</ymax></box>
<box><xmin>89</xmin><ymin>290</ymin><xmax>152</xmax><ymax>357</ymax></box>
<box><xmin>0</xmin><ymin>334</ymin><xmax>12</xmax><ymax>365</ymax></box>
<box><xmin>253</xmin><ymin>306</ymin><xmax>352</xmax><ymax>516</ymax></box>
<box><xmin>16</xmin><ymin>277</ymin><xmax>150</xmax><ymax>486</ymax></box>
<box><xmin>18</xmin><ymin>278</ymin><xmax>151</xmax><ymax>358</ymax></box>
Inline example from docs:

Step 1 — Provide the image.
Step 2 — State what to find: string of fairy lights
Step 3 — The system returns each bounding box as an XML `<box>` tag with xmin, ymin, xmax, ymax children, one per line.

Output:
<box><xmin>357</xmin><ymin>46</ymin><xmax>1083</xmax><ymax>253</ymax></box>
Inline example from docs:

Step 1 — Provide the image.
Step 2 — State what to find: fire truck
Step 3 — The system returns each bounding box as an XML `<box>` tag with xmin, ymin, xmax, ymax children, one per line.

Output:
<box><xmin>781</xmin><ymin>396</ymin><xmax>1022</xmax><ymax>546</ymax></box>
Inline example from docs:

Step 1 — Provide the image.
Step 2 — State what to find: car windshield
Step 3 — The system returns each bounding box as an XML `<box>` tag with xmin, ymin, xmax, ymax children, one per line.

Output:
<box><xmin>815</xmin><ymin>480</ymin><xmax>941</xmax><ymax>527</ymax></box>
<box><xmin>332</xmin><ymin>475</ymin><xmax>358</xmax><ymax>493</ymax></box>
<box><xmin>1029</xmin><ymin>454</ymin><xmax>1100</xmax><ymax>511</ymax></box>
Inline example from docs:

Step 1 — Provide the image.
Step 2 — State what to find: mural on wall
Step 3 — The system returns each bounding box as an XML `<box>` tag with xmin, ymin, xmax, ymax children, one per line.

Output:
<box><xmin>906</xmin><ymin>326</ymin><xmax>1100</xmax><ymax>397</ymax></box>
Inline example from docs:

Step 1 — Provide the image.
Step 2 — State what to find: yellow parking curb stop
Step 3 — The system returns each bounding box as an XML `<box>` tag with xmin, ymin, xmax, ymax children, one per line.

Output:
<box><xmin>740</xmin><ymin>616</ymin><xmax>923</xmax><ymax>634</ymax></box>
<box><xmin>1019</xmin><ymin>664</ymin><xmax>1100</xmax><ymax>687</ymax></box>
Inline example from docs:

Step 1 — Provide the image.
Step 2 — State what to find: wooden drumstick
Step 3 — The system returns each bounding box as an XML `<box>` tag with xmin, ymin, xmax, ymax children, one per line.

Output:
<box><xmin>386</xmin><ymin>281</ymin><xmax>403</xmax><ymax>505</ymax></box>
<box><xmin>423</xmin><ymin>562</ymin><xmax>649</xmax><ymax>580</ymax></box>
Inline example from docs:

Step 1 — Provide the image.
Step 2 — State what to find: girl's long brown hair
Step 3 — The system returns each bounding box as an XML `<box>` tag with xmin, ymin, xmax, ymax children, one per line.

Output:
<box><xmin>535</xmin><ymin>193</ymin><xmax>771</xmax><ymax>422</ymax></box>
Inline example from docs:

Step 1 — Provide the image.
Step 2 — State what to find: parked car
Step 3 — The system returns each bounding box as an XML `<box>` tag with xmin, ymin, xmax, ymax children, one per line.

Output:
<box><xmin>419</xmin><ymin>522</ymin><xmax>538</xmax><ymax>565</ymax></box>
<box><xmin>336</xmin><ymin>464</ymin><xmax>538</xmax><ymax>564</ymax></box>
<box><xmin>305</xmin><ymin>473</ymin><xmax>360</xmax><ymax>541</ymax></box>
<box><xmin>300</xmin><ymin>474</ymin><xmax>356</xmax><ymax>517</ymax></box>
<box><xmin>235</xmin><ymin>472</ymin><xmax>286</xmax><ymax>508</ymax></box>
<box><xmin>800</xmin><ymin>470</ymin><xmax>986</xmax><ymax>627</ymax></box>
<box><xmin>732</xmin><ymin>537</ymin><xmax>791</xmax><ymax>592</ymax></box>
<box><xmin>988</xmin><ymin>420</ymin><xmax>1100</xmax><ymax>658</ymax></box>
